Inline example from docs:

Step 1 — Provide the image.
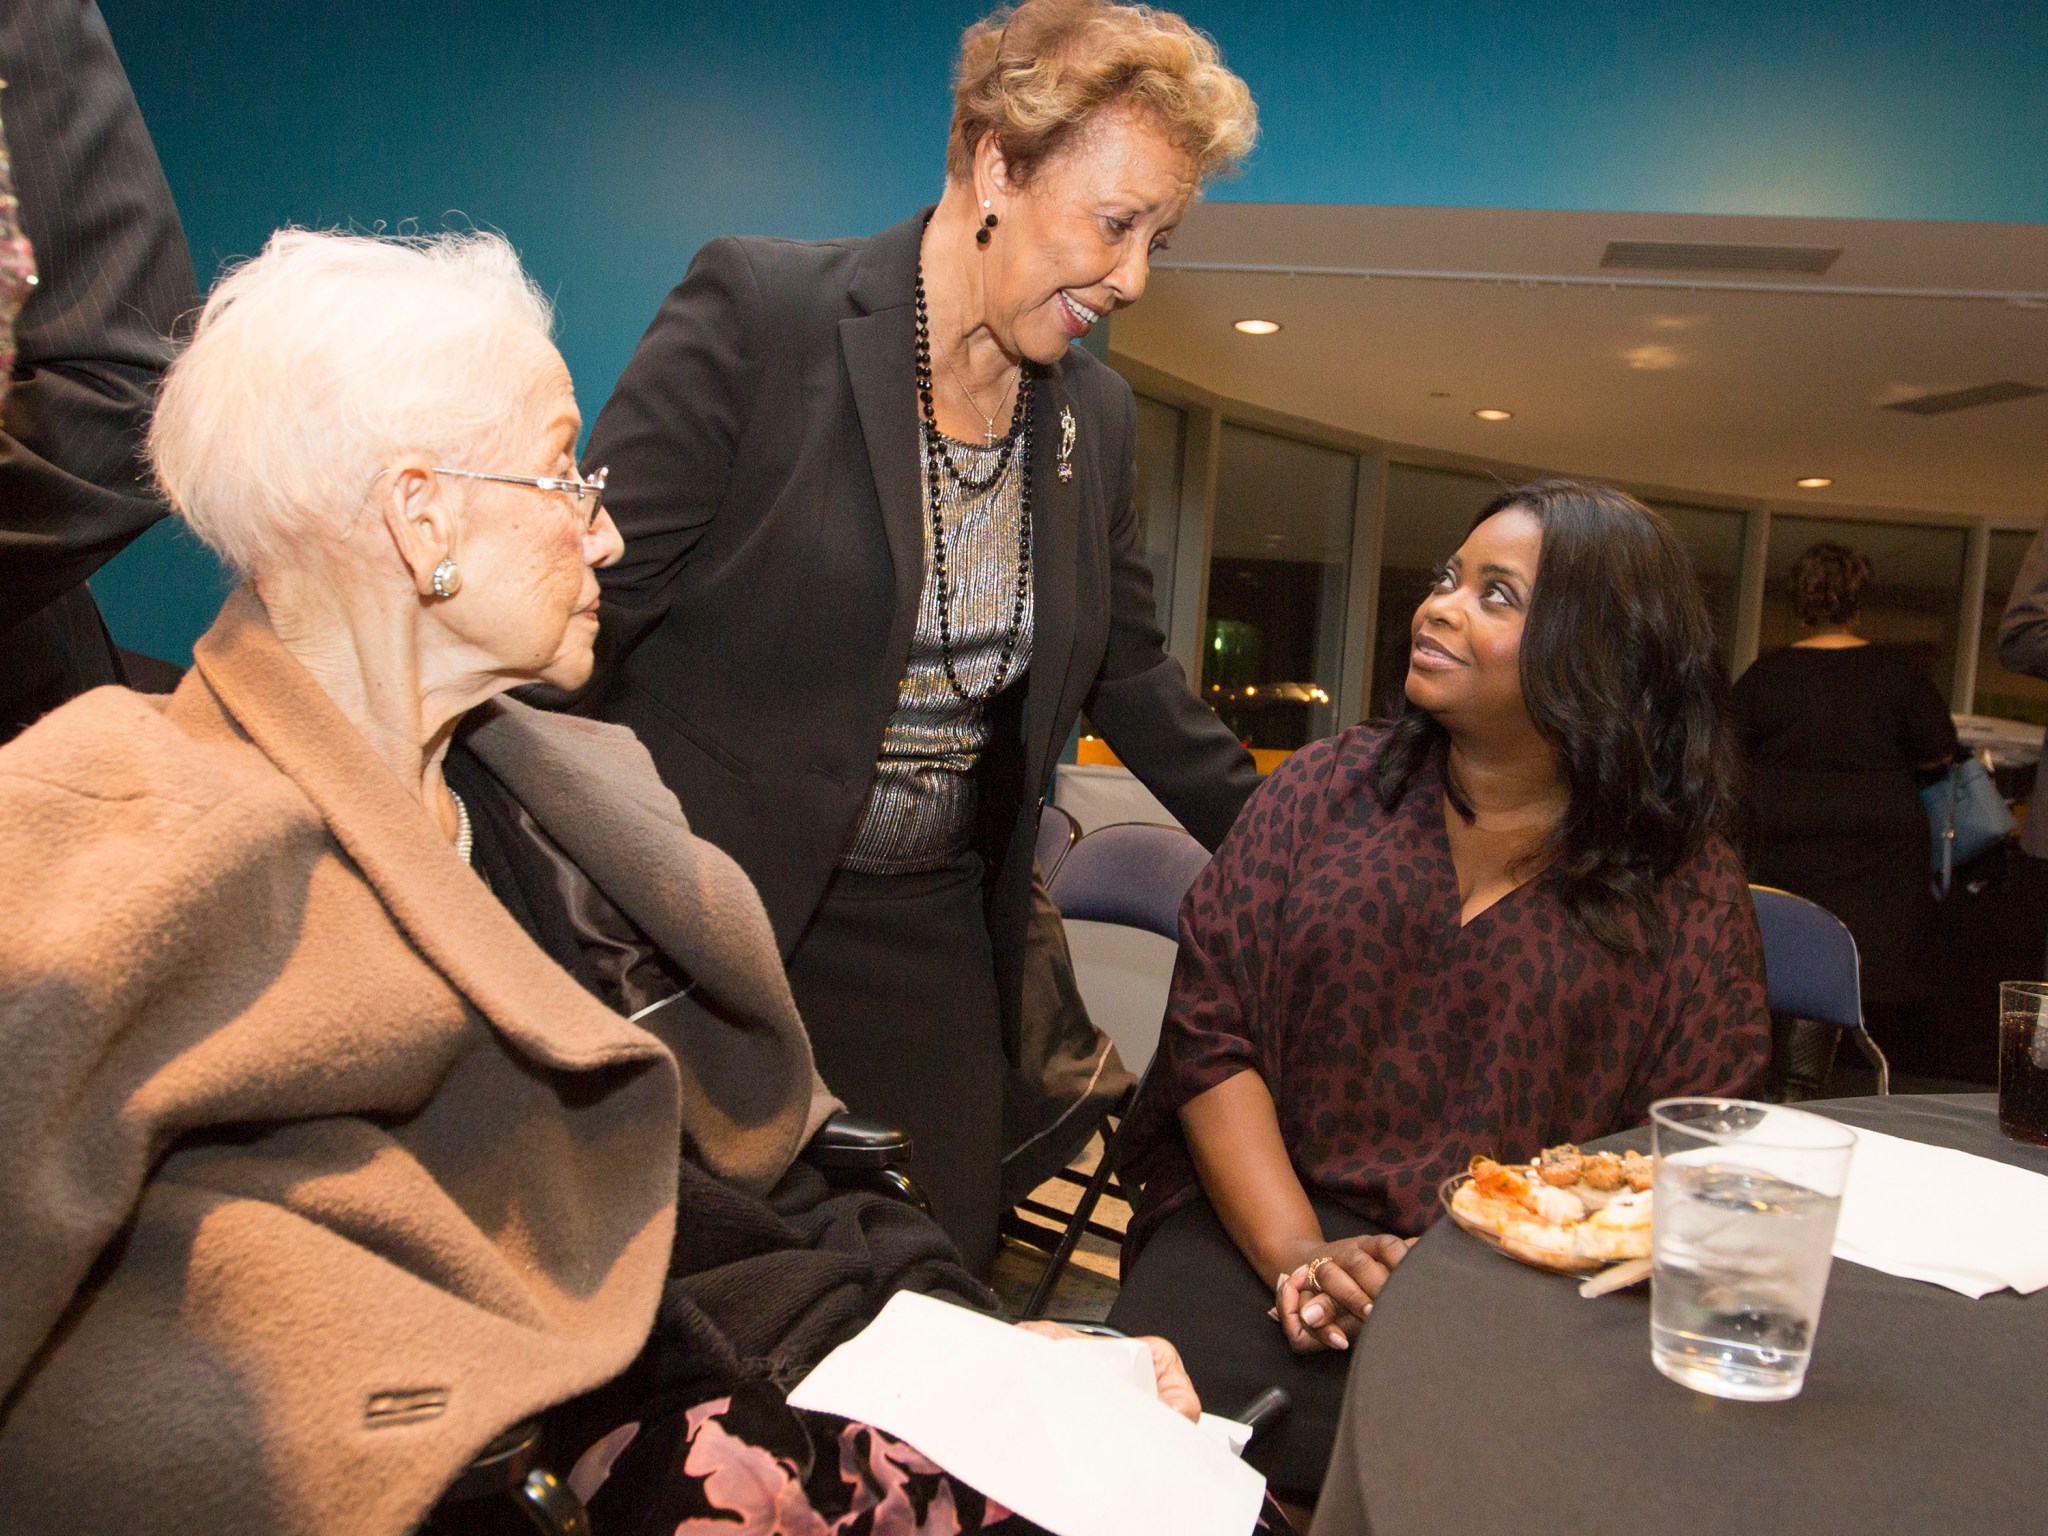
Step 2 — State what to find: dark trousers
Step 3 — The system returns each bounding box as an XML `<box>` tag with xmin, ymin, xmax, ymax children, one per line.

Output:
<box><xmin>785</xmin><ymin>857</ymin><xmax>1006</xmax><ymax>1276</ymax></box>
<box><xmin>0</xmin><ymin>587</ymin><xmax>124</xmax><ymax>744</ymax></box>
<box><xmin>1109</xmin><ymin>1191</ymin><xmax>1381</xmax><ymax>1501</ymax></box>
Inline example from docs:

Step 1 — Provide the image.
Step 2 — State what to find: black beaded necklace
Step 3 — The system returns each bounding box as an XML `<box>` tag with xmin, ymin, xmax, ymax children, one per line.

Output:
<box><xmin>914</xmin><ymin>265</ymin><xmax>1033</xmax><ymax>703</ymax></box>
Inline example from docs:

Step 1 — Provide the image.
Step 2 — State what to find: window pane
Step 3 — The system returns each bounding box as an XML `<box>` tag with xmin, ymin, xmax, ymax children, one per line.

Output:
<box><xmin>1371</xmin><ymin>464</ymin><xmax>1502</xmax><ymax>719</ymax></box>
<box><xmin>1130</xmin><ymin>394</ymin><xmax>1184</xmax><ymax>633</ymax></box>
<box><xmin>1975</xmin><ymin>527</ymin><xmax>2048</xmax><ymax>725</ymax></box>
<box><xmin>1759</xmin><ymin>515</ymin><xmax>1968</xmax><ymax>700</ymax></box>
<box><xmin>1647</xmin><ymin>500</ymin><xmax>1746</xmax><ymax>667</ymax></box>
<box><xmin>1205</xmin><ymin>423</ymin><xmax>1357</xmax><ymax>748</ymax></box>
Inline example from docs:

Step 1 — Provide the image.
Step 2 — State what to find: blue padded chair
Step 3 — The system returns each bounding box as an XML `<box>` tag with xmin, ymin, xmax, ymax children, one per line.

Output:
<box><xmin>1044</xmin><ymin>821</ymin><xmax>1211</xmax><ymax>944</ymax></box>
<box><xmin>1014</xmin><ymin>822</ymin><xmax>1212</xmax><ymax>1318</ymax></box>
<box><xmin>1034</xmin><ymin>801</ymin><xmax>1080</xmax><ymax>884</ymax></box>
<box><xmin>1749</xmin><ymin>883</ymin><xmax>1889</xmax><ymax>1095</ymax></box>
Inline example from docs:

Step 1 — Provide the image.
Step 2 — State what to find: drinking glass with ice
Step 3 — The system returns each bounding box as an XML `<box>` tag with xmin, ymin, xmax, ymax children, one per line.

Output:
<box><xmin>1648</xmin><ymin>1098</ymin><xmax>1857</xmax><ymax>1402</ymax></box>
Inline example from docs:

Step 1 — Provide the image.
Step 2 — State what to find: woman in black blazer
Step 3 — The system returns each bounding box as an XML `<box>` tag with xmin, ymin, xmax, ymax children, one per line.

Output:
<box><xmin>582</xmin><ymin>0</ymin><xmax>1261</xmax><ymax>1272</ymax></box>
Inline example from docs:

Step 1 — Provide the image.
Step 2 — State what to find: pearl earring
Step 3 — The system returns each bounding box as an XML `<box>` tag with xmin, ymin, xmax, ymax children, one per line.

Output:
<box><xmin>431</xmin><ymin>557</ymin><xmax>461</xmax><ymax>598</ymax></box>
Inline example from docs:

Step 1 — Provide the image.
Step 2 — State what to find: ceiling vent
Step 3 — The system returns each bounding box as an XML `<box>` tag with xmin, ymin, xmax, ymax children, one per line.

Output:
<box><xmin>1598</xmin><ymin>240</ymin><xmax>1842</xmax><ymax>275</ymax></box>
<box><xmin>1885</xmin><ymin>381</ymin><xmax>2047</xmax><ymax>417</ymax></box>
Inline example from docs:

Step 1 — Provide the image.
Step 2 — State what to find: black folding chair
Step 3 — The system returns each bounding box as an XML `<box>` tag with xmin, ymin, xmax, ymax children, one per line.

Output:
<box><xmin>1011</xmin><ymin>823</ymin><xmax>1211</xmax><ymax>1320</ymax></box>
<box><xmin>1035</xmin><ymin>801</ymin><xmax>1081</xmax><ymax>883</ymax></box>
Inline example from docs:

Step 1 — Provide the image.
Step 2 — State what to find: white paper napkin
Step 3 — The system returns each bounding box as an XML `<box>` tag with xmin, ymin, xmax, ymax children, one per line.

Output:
<box><xmin>1829</xmin><ymin>1124</ymin><xmax>2048</xmax><ymax>1298</ymax></box>
<box><xmin>788</xmin><ymin>1291</ymin><xmax>1267</xmax><ymax>1536</ymax></box>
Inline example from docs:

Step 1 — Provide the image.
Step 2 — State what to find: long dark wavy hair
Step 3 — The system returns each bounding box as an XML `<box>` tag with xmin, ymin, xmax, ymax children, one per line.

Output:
<box><xmin>1367</xmin><ymin>479</ymin><xmax>1743</xmax><ymax>956</ymax></box>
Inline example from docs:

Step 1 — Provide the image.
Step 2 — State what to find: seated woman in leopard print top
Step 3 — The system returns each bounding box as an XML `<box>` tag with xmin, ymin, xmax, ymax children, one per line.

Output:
<box><xmin>1108</xmin><ymin>479</ymin><xmax>1770</xmax><ymax>1500</ymax></box>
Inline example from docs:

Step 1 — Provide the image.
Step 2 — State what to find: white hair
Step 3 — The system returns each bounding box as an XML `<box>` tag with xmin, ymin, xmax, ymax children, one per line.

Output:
<box><xmin>148</xmin><ymin>228</ymin><xmax>557</xmax><ymax>574</ymax></box>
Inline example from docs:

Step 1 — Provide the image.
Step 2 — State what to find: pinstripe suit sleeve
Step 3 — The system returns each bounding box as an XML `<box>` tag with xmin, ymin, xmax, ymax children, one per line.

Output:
<box><xmin>0</xmin><ymin>0</ymin><xmax>199</xmax><ymax>629</ymax></box>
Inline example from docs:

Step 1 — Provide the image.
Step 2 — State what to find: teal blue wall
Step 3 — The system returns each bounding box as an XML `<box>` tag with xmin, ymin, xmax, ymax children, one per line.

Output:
<box><xmin>93</xmin><ymin>0</ymin><xmax>2048</xmax><ymax>662</ymax></box>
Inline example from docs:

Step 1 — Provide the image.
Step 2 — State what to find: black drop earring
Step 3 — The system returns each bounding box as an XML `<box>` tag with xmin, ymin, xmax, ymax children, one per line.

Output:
<box><xmin>976</xmin><ymin>212</ymin><xmax>998</xmax><ymax>247</ymax></box>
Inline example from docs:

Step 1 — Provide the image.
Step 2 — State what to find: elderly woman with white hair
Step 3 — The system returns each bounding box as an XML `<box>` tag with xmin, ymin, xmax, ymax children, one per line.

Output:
<box><xmin>0</xmin><ymin>229</ymin><xmax>1209</xmax><ymax>1536</ymax></box>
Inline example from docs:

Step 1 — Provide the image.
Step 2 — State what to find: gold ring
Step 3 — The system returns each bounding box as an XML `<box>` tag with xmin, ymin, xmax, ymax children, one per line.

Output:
<box><xmin>1304</xmin><ymin>1255</ymin><xmax>1335</xmax><ymax>1291</ymax></box>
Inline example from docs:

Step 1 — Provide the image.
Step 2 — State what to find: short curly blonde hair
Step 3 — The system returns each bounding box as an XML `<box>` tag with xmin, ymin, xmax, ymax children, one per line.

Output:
<box><xmin>947</xmin><ymin>0</ymin><xmax>1257</xmax><ymax>188</ymax></box>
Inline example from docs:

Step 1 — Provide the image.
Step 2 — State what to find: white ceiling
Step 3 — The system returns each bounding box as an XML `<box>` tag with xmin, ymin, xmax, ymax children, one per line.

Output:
<box><xmin>1111</xmin><ymin>204</ymin><xmax>2048</xmax><ymax>527</ymax></box>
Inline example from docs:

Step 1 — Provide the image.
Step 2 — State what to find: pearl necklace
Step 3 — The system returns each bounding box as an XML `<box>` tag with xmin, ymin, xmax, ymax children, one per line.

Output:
<box><xmin>450</xmin><ymin>789</ymin><xmax>474</xmax><ymax>866</ymax></box>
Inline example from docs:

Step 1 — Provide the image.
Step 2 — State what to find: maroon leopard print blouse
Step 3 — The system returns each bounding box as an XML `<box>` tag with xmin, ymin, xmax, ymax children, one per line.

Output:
<box><xmin>1121</xmin><ymin>725</ymin><xmax>1770</xmax><ymax>1254</ymax></box>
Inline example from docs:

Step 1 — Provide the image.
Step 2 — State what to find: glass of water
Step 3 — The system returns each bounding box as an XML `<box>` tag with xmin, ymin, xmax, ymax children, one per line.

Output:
<box><xmin>1648</xmin><ymin>1097</ymin><xmax>1857</xmax><ymax>1402</ymax></box>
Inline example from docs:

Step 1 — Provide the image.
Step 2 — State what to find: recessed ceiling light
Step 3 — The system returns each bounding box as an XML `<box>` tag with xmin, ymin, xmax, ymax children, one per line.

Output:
<box><xmin>1473</xmin><ymin>408</ymin><xmax>1513</xmax><ymax>422</ymax></box>
<box><xmin>1795</xmin><ymin>476</ymin><xmax>1834</xmax><ymax>489</ymax></box>
<box><xmin>1232</xmin><ymin>318</ymin><xmax>1281</xmax><ymax>335</ymax></box>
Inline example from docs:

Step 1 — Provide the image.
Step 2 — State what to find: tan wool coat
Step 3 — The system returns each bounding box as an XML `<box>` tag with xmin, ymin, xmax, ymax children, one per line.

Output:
<box><xmin>0</xmin><ymin>587</ymin><xmax>836</xmax><ymax>1536</ymax></box>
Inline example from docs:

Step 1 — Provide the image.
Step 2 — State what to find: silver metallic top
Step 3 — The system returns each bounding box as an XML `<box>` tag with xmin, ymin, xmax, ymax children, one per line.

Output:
<box><xmin>840</xmin><ymin>434</ymin><xmax>1034</xmax><ymax>874</ymax></box>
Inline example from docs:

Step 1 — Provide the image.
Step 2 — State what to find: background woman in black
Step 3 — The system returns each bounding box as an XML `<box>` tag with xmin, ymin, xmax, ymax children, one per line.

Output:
<box><xmin>579</xmin><ymin>0</ymin><xmax>1261</xmax><ymax>1273</ymax></box>
<box><xmin>1731</xmin><ymin>541</ymin><xmax>1958</xmax><ymax>1077</ymax></box>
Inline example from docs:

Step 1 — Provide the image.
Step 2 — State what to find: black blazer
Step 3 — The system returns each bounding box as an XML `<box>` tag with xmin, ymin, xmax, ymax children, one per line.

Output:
<box><xmin>583</xmin><ymin>209</ymin><xmax>1258</xmax><ymax>1018</ymax></box>
<box><xmin>0</xmin><ymin>0</ymin><xmax>197</xmax><ymax>740</ymax></box>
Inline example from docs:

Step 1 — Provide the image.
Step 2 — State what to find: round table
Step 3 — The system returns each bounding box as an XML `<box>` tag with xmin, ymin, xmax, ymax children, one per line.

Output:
<box><xmin>1310</xmin><ymin>1095</ymin><xmax>2048</xmax><ymax>1536</ymax></box>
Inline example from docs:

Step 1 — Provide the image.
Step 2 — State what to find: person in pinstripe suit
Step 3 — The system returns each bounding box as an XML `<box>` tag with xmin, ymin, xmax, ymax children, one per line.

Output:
<box><xmin>0</xmin><ymin>0</ymin><xmax>197</xmax><ymax>742</ymax></box>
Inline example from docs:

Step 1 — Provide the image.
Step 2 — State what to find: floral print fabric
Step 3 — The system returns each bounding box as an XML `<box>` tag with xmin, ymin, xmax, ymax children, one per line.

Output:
<box><xmin>584</xmin><ymin>1382</ymin><xmax>1036</xmax><ymax>1536</ymax></box>
<box><xmin>671</xmin><ymin>1397</ymin><xmax>1018</xmax><ymax>1534</ymax></box>
<box><xmin>582</xmin><ymin>1381</ymin><xmax>1295</xmax><ymax>1536</ymax></box>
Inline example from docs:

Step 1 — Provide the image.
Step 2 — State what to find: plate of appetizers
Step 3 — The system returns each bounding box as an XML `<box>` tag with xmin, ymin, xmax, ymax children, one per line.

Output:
<box><xmin>1440</xmin><ymin>1144</ymin><xmax>1655</xmax><ymax>1276</ymax></box>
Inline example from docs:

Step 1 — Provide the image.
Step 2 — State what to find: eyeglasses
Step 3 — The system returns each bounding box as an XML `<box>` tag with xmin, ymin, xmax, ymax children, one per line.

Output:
<box><xmin>432</xmin><ymin>464</ymin><xmax>609</xmax><ymax>531</ymax></box>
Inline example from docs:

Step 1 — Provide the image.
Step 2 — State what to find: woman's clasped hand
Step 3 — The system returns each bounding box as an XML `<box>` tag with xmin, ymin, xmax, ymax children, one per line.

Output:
<box><xmin>1269</xmin><ymin>1235</ymin><xmax>1420</xmax><ymax>1353</ymax></box>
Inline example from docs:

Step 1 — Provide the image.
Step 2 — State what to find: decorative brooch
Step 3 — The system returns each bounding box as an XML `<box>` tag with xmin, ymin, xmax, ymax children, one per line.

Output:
<box><xmin>1057</xmin><ymin>406</ymin><xmax>1077</xmax><ymax>482</ymax></box>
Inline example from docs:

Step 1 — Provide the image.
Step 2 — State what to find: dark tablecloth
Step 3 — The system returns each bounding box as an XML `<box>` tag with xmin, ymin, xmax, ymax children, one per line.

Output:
<box><xmin>1311</xmin><ymin>1095</ymin><xmax>2048</xmax><ymax>1536</ymax></box>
